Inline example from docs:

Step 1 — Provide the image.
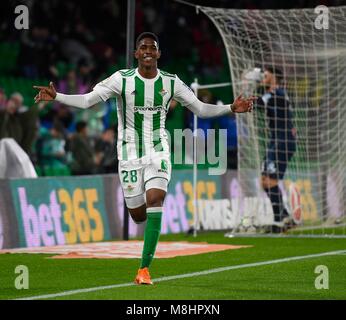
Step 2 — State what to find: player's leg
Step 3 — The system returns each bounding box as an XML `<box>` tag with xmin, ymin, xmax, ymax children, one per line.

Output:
<box><xmin>134</xmin><ymin>182</ymin><xmax>167</xmax><ymax>285</ymax></box>
<box><xmin>140</xmin><ymin>184</ymin><xmax>166</xmax><ymax>268</ymax></box>
<box><xmin>262</xmin><ymin>145</ymin><xmax>295</xmax><ymax>232</ymax></box>
<box><xmin>278</xmin><ymin>142</ymin><xmax>297</xmax><ymax>228</ymax></box>
<box><xmin>261</xmin><ymin>175</ymin><xmax>287</xmax><ymax>221</ymax></box>
<box><xmin>135</xmin><ymin>156</ymin><xmax>171</xmax><ymax>285</ymax></box>
<box><xmin>125</xmin><ymin>194</ymin><xmax>147</xmax><ymax>223</ymax></box>
<box><xmin>261</xmin><ymin>147</ymin><xmax>288</xmax><ymax>227</ymax></box>
<box><xmin>118</xmin><ymin>162</ymin><xmax>147</xmax><ymax>223</ymax></box>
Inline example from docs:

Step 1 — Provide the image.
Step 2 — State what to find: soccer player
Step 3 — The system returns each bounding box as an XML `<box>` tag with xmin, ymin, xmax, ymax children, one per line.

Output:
<box><xmin>34</xmin><ymin>32</ymin><xmax>255</xmax><ymax>285</ymax></box>
<box><xmin>256</xmin><ymin>66</ymin><xmax>297</xmax><ymax>233</ymax></box>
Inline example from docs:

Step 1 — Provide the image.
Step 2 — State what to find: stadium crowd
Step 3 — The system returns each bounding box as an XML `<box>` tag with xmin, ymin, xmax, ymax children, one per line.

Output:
<box><xmin>0</xmin><ymin>0</ymin><xmax>341</xmax><ymax>175</ymax></box>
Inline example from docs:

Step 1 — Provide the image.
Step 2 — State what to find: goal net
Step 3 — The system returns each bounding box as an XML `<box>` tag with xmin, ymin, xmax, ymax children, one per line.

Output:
<box><xmin>199</xmin><ymin>5</ymin><xmax>346</xmax><ymax>236</ymax></box>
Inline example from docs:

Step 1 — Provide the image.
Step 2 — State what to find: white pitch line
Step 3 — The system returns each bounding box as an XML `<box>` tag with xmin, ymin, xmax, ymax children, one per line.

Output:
<box><xmin>15</xmin><ymin>249</ymin><xmax>346</xmax><ymax>300</ymax></box>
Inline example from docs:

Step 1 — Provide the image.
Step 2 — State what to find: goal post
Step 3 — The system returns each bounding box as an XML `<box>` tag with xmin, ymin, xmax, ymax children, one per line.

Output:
<box><xmin>196</xmin><ymin>5</ymin><xmax>346</xmax><ymax>236</ymax></box>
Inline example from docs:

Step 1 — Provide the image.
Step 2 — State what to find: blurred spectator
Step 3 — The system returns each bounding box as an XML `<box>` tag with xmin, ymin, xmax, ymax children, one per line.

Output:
<box><xmin>57</xmin><ymin>67</ymin><xmax>89</xmax><ymax>95</ymax></box>
<box><xmin>89</xmin><ymin>42</ymin><xmax>116</xmax><ymax>78</ymax></box>
<box><xmin>60</xmin><ymin>38</ymin><xmax>94</xmax><ymax>68</ymax></box>
<box><xmin>78</xmin><ymin>58</ymin><xmax>93</xmax><ymax>87</ymax></box>
<box><xmin>0</xmin><ymin>88</ymin><xmax>7</xmax><ymax>110</ymax></box>
<box><xmin>41</xmin><ymin>104</ymin><xmax>75</xmax><ymax>132</ymax></box>
<box><xmin>55</xmin><ymin>105</ymin><xmax>75</xmax><ymax>131</ymax></box>
<box><xmin>36</xmin><ymin>122</ymin><xmax>67</xmax><ymax>174</ymax></box>
<box><xmin>10</xmin><ymin>92</ymin><xmax>26</xmax><ymax>112</ymax></box>
<box><xmin>0</xmin><ymin>94</ymin><xmax>41</xmax><ymax>156</ymax></box>
<box><xmin>69</xmin><ymin>121</ymin><xmax>96</xmax><ymax>175</ymax></box>
<box><xmin>18</xmin><ymin>25</ymin><xmax>58</xmax><ymax>79</ymax></box>
<box><xmin>95</xmin><ymin>127</ymin><xmax>118</xmax><ymax>173</ymax></box>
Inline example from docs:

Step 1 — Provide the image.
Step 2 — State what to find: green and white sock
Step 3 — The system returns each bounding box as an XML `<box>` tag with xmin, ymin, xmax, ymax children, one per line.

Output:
<box><xmin>140</xmin><ymin>207</ymin><xmax>162</xmax><ymax>269</ymax></box>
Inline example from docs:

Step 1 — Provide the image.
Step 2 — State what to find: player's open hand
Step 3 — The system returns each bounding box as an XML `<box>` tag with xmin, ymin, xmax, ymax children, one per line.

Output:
<box><xmin>231</xmin><ymin>94</ymin><xmax>257</xmax><ymax>113</ymax></box>
<box><xmin>33</xmin><ymin>82</ymin><xmax>57</xmax><ymax>103</ymax></box>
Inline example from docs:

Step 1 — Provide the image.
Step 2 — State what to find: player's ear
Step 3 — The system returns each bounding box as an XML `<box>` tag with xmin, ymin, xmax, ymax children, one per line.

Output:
<box><xmin>157</xmin><ymin>50</ymin><xmax>161</xmax><ymax>59</ymax></box>
<box><xmin>134</xmin><ymin>48</ymin><xmax>139</xmax><ymax>59</ymax></box>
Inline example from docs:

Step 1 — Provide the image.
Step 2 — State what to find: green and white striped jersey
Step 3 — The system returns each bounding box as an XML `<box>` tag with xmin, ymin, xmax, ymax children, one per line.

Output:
<box><xmin>93</xmin><ymin>68</ymin><xmax>198</xmax><ymax>161</ymax></box>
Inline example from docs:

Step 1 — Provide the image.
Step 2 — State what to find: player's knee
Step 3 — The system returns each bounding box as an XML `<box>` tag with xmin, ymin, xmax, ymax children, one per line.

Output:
<box><xmin>146</xmin><ymin>199</ymin><xmax>163</xmax><ymax>208</ymax></box>
<box><xmin>146</xmin><ymin>188</ymin><xmax>166</xmax><ymax>208</ymax></box>
<box><xmin>128</xmin><ymin>206</ymin><xmax>147</xmax><ymax>224</ymax></box>
<box><xmin>132</xmin><ymin>215</ymin><xmax>147</xmax><ymax>224</ymax></box>
<box><xmin>146</xmin><ymin>194</ymin><xmax>164</xmax><ymax>208</ymax></box>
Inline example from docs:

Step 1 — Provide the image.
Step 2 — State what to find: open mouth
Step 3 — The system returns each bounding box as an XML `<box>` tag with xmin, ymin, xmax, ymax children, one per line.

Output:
<box><xmin>143</xmin><ymin>56</ymin><xmax>153</xmax><ymax>61</ymax></box>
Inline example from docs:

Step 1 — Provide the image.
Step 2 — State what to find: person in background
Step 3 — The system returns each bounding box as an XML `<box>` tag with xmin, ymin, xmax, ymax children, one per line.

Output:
<box><xmin>95</xmin><ymin>127</ymin><xmax>118</xmax><ymax>174</ymax></box>
<box><xmin>0</xmin><ymin>88</ymin><xmax>7</xmax><ymax>110</ymax></box>
<box><xmin>0</xmin><ymin>93</ymin><xmax>43</xmax><ymax>156</ymax></box>
<box><xmin>10</xmin><ymin>92</ymin><xmax>26</xmax><ymax>112</ymax></box>
<box><xmin>40</xmin><ymin>103</ymin><xmax>74</xmax><ymax>132</ymax></box>
<box><xmin>256</xmin><ymin>66</ymin><xmax>297</xmax><ymax>233</ymax></box>
<box><xmin>37</xmin><ymin>121</ymin><xmax>67</xmax><ymax>174</ymax></box>
<box><xmin>69</xmin><ymin>120</ymin><xmax>96</xmax><ymax>175</ymax></box>
<box><xmin>57</xmin><ymin>67</ymin><xmax>89</xmax><ymax>95</ymax></box>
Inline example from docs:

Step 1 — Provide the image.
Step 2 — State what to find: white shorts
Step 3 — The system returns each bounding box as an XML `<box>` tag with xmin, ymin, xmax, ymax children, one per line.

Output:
<box><xmin>118</xmin><ymin>153</ymin><xmax>171</xmax><ymax>209</ymax></box>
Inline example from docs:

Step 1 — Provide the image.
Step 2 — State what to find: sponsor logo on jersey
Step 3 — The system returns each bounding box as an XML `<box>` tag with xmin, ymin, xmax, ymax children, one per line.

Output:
<box><xmin>134</xmin><ymin>105</ymin><xmax>164</xmax><ymax>112</ymax></box>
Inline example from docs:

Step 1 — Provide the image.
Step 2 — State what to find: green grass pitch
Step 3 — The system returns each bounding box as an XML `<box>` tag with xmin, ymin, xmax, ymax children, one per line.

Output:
<box><xmin>0</xmin><ymin>232</ymin><xmax>345</xmax><ymax>300</ymax></box>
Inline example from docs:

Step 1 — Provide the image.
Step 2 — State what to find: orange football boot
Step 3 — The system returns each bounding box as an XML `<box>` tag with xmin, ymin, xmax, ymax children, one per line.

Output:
<box><xmin>134</xmin><ymin>267</ymin><xmax>153</xmax><ymax>285</ymax></box>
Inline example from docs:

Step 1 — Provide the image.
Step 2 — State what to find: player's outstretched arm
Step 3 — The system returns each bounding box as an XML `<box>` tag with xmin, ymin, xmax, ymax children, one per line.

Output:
<box><xmin>33</xmin><ymin>82</ymin><xmax>102</xmax><ymax>109</ymax></box>
<box><xmin>185</xmin><ymin>94</ymin><xmax>256</xmax><ymax>119</ymax></box>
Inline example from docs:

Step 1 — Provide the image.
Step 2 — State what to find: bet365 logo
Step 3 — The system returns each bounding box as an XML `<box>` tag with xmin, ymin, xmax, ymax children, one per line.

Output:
<box><xmin>16</xmin><ymin>187</ymin><xmax>105</xmax><ymax>247</ymax></box>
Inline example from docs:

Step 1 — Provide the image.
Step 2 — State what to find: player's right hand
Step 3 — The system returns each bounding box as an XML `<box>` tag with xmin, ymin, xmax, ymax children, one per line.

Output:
<box><xmin>231</xmin><ymin>94</ymin><xmax>257</xmax><ymax>113</ymax></box>
<box><xmin>33</xmin><ymin>82</ymin><xmax>57</xmax><ymax>103</ymax></box>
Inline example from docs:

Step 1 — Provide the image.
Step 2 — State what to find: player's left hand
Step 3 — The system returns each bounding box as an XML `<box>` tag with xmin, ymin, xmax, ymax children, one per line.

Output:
<box><xmin>231</xmin><ymin>94</ymin><xmax>257</xmax><ymax>113</ymax></box>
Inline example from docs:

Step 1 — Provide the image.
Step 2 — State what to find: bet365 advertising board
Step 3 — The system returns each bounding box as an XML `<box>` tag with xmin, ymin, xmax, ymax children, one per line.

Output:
<box><xmin>0</xmin><ymin>169</ymin><xmax>343</xmax><ymax>249</ymax></box>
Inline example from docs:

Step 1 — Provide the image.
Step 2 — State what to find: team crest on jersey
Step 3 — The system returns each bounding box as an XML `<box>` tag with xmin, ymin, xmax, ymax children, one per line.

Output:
<box><xmin>159</xmin><ymin>89</ymin><xmax>168</xmax><ymax>97</ymax></box>
<box><xmin>158</xmin><ymin>160</ymin><xmax>168</xmax><ymax>173</ymax></box>
<box><xmin>126</xmin><ymin>185</ymin><xmax>135</xmax><ymax>192</ymax></box>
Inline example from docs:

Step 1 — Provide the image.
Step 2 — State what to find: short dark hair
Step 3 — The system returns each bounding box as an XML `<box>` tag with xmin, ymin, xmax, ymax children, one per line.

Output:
<box><xmin>136</xmin><ymin>32</ymin><xmax>159</xmax><ymax>48</ymax></box>
<box><xmin>264</xmin><ymin>66</ymin><xmax>283</xmax><ymax>82</ymax></box>
<box><xmin>76</xmin><ymin>121</ymin><xmax>87</xmax><ymax>133</ymax></box>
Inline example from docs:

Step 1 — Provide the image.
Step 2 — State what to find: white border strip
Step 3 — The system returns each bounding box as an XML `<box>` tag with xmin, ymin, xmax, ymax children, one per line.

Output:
<box><xmin>14</xmin><ymin>249</ymin><xmax>346</xmax><ymax>300</ymax></box>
